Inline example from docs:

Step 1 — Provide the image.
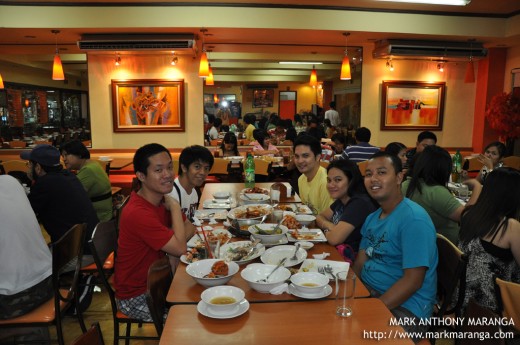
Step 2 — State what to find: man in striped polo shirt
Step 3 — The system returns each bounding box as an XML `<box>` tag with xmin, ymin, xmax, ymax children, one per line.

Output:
<box><xmin>341</xmin><ymin>127</ymin><xmax>380</xmax><ymax>163</ymax></box>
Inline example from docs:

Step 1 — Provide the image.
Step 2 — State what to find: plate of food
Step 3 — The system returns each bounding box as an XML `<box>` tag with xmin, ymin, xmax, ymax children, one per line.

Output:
<box><xmin>260</xmin><ymin>245</ymin><xmax>307</xmax><ymax>267</ymax></box>
<box><xmin>194</xmin><ymin>209</ymin><xmax>228</xmax><ymax>220</ymax></box>
<box><xmin>220</xmin><ymin>240</ymin><xmax>266</xmax><ymax>265</ymax></box>
<box><xmin>187</xmin><ymin>229</ymin><xmax>233</xmax><ymax>248</ymax></box>
<box><xmin>274</xmin><ymin>204</ymin><xmax>296</xmax><ymax>212</ymax></box>
<box><xmin>181</xmin><ymin>246</ymin><xmax>208</xmax><ymax>264</ymax></box>
<box><xmin>287</xmin><ymin>229</ymin><xmax>327</xmax><ymax>242</ymax></box>
<box><xmin>241</xmin><ymin>187</ymin><xmax>269</xmax><ymax>195</ymax></box>
<box><xmin>299</xmin><ymin>259</ymin><xmax>350</xmax><ymax>280</ymax></box>
<box><xmin>296</xmin><ymin>204</ymin><xmax>313</xmax><ymax>214</ymax></box>
<box><xmin>281</xmin><ymin>214</ymin><xmax>303</xmax><ymax>230</ymax></box>
<box><xmin>228</xmin><ymin>204</ymin><xmax>273</xmax><ymax>220</ymax></box>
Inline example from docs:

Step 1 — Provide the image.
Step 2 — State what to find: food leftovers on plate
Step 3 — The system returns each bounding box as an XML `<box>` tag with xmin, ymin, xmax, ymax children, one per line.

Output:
<box><xmin>243</xmin><ymin>187</ymin><xmax>269</xmax><ymax>195</ymax></box>
<box><xmin>206</xmin><ymin>231</ymin><xmax>231</xmax><ymax>244</ymax></box>
<box><xmin>276</xmin><ymin>204</ymin><xmax>295</xmax><ymax>211</ymax></box>
<box><xmin>185</xmin><ymin>246</ymin><xmax>207</xmax><ymax>263</ymax></box>
<box><xmin>233</xmin><ymin>205</ymin><xmax>271</xmax><ymax>219</ymax></box>
<box><xmin>288</xmin><ymin>229</ymin><xmax>321</xmax><ymax>240</ymax></box>
<box><xmin>281</xmin><ymin>214</ymin><xmax>302</xmax><ymax>229</ymax></box>
<box><xmin>223</xmin><ymin>242</ymin><xmax>258</xmax><ymax>262</ymax></box>
<box><xmin>296</xmin><ymin>204</ymin><xmax>313</xmax><ymax>214</ymax></box>
<box><xmin>204</xmin><ymin>260</ymin><xmax>229</xmax><ymax>278</ymax></box>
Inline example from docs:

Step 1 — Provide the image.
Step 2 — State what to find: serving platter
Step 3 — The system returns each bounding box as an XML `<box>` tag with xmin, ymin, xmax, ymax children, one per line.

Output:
<box><xmin>194</xmin><ymin>209</ymin><xmax>228</xmax><ymax>220</ymax></box>
<box><xmin>227</xmin><ymin>204</ymin><xmax>273</xmax><ymax>220</ymax></box>
<box><xmin>187</xmin><ymin>228</ymin><xmax>233</xmax><ymax>248</ymax></box>
<box><xmin>220</xmin><ymin>241</ymin><xmax>266</xmax><ymax>265</ymax></box>
<box><xmin>287</xmin><ymin>229</ymin><xmax>327</xmax><ymax>242</ymax></box>
<box><xmin>298</xmin><ymin>259</ymin><xmax>350</xmax><ymax>280</ymax></box>
<box><xmin>260</xmin><ymin>245</ymin><xmax>307</xmax><ymax>267</ymax></box>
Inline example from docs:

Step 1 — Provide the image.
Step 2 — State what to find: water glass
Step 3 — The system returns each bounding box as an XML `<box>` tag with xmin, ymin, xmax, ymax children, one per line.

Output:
<box><xmin>336</xmin><ymin>271</ymin><xmax>356</xmax><ymax>317</ymax></box>
<box><xmin>458</xmin><ymin>184</ymin><xmax>469</xmax><ymax>200</ymax></box>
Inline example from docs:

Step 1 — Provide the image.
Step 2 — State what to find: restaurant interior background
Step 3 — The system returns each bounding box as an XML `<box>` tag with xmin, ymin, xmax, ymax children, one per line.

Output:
<box><xmin>0</xmin><ymin>0</ymin><xmax>519</xmax><ymax>154</ymax></box>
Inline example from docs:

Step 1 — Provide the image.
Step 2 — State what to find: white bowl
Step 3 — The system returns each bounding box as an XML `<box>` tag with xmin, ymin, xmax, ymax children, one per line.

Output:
<box><xmin>213</xmin><ymin>191</ymin><xmax>231</xmax><ymax>199</ymax></box>
<box><xmin>295</xmin><ymin>214</ymin><xmax>316</xmax><ymax>226</ymax></box>
<box><xmin>241</xmin><ymin>263</ymin><xmax>291</xmax><ymax>293</ymax></box>
<box><xmin>98</xmin><ymin>156</ymin><xmax>112</xmax><ymax>161</ymax></box>
<box><xmin>248</xmin><ymin>223</ymin><xmax>289</xmax><ymax>244</ymax></box>
<box><xmin>240</xmin><ymin>193</ymin><xmax>270</xmax><ymax>205</ymax></box>
<box><xmin>201</xmin><ymin>286</ymin><xmax>245</xmax><ymax>315</ymax></box>
<box><xmin>298</xmin><ymin>241</ymin><xmax>314</xmax><ymax>250</ymax></box>
<box><xmin>290</xmin><ymin>272</ymin><xmax>329</xmax><ymax>294</ymax></box>
<box><xmin>186</xmin><ymin>259</ymin><xmax>239</xmax><ymax>287</ymax></box>
<box><xmin>228</xmin><ymin>204</ymin><xmax>273</xmax><ymax>224</ymax></box>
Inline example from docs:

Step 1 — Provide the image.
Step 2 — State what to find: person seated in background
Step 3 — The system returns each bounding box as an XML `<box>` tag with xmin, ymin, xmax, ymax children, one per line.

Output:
<box><xmin>268</xmin><ymin>118</ymin><xmax>287</xmax><ymax>145</ymax></box>
<box><xmin>458</xmin><ymin>167</ymin><xmax>520</xmax><ymax>313</ymax></box>
<box><xmin>207</xmin><ymin>117</ymin><xmax>221</xmax><ymax>141</ymax></box>
<box><xmin>306</xmin><ymin>117</ymin><xmax>326</xmax><ymax>140</ymax></box>
<box><xmin>384</xmin><ymin>142</ymin><xmax>408</xmax><ymax>174</ymax></box>
<box><xmin>315</xmin><ymin>160</ymin><xmax>377</xmax><ymax>263</ymax></box>
<box><xmin>323</xmin><ymin>119</ymin><xmax>337</xmax><ymax>139</ymax></box>
<box><xmin>294</xmin><ymin>114</ymin><xmax>306</xmax><ymax>134</ymax></box>
<box><xmin>341</xmin><ymin>127</ymin><xmax>380</xmax><ymax>162</ymax></box>
<box><xmin>330</xmin><ymin>133</ymin><xmax>347</xmax><ymax>156</ymax></box>
<box><xmin>324</xmin><ymin>101</ymin><xmax>340</xmax><ymax>127</ymax></box>
<box><xmin>405</xmin><ymin>130</ymin><xmax>437</xmax><ymax>168</ymax></box>
<box><xmin>402</xmin><ymin>145</ymin><xmax>482</xmax><ymax>244</ymax></box>
<box><xmin>265</xmin><ymin>113</ymin><xmax>280</xmax><ymax>131</ymax></box>
<box><xmin>244</xmin><ymin>114</ymin><xmax>257</xmax><ymax>142</ymax></box>
<box><xmin>167</xmin><ymin>145</ymin><xmax>214</xmax><ymax>224</ymax></box>
<box><xmin>21</xmin><ymin>144</ymin><xmax>99</xmax><ymax>256</ymax></box>
<box><xmin>283</xmin><ymin>119</ymin><xmax>297</xmax><ymax>144</ymax></box>
<box><xmin>250</xmin><ymin>129</ymin><xmax>279</xmax><ymax>157</ymax></box>
<box><xmin>0</xmin><ymin>175</ymin><xmax>53</xmax><ymax>320</ymax></box>
<box><xmin>115</xmin><ymin>143</ymin><xmax>188</xmax><ymax>321</ymax></box>
<box><xmin>354</xmin><ymin>152</ymin><xmax>438</xmax><ymax>342</ymax></box>
<box><xmin>219</xmin><ymin>132</ymin><xmax>239</xmax><ymax>157</ymax></box>
<box><xmin>475</xmin><ymin>141</ymin><xmax>507</xmax><ymax>184</ymax></box>
<box><xmin>61</xmin><ymin>140</ymin><xmax>113</xmax><ymax>222</ymax></box>
<box><xmin>293</xmin><ymin>134</ymin><xmax>333</xmax><ymax>214</ymax></box>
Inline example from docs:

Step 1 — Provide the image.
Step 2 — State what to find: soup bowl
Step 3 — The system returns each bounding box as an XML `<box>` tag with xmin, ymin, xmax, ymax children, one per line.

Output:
<box><xmin>290</xmin><ymin>272</ymin><xmax>329</xmax><ymax>295</ymax></box>
<box><xmin>200</xmin><ymin>286</ymin><xmax>245</xmax><ymax>315</ymax></box>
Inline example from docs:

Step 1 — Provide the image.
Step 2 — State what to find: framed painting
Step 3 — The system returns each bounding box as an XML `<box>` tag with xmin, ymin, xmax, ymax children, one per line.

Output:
<box><xmin>381</xmin><ymin>80</ymin><xmax>445</xmax><ymax>130</ymax></box>
<box><xmin>253</xmin><ymin>89</ymin><xmax>274</xmax><ymax>108</ymax></box>
<box><xmin>111</xmin><ymin>79</ymin><xmax>185</xmax><ymax>132</ymax></box>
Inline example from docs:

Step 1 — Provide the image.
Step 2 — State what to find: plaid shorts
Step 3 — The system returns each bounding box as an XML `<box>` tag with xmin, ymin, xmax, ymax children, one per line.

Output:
<box><xmin>116</xmin><ymin>294</ymin><xmax>153</xmax><ymax>322</ymax></box>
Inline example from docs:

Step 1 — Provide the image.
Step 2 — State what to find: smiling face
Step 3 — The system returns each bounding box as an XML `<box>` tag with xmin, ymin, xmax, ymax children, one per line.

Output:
<box><xmin>294</xmin><ymin>144</ymin><xmax>320</xmax><ymax>177</ymax></box>
<box><xmin>364</xmin><ymin>156</ymin><xmax>403</xmax><ymax>205</ymax></box>
<box><xmin>137</xmin><ymin>151</ymin><xmax>174</xmax><ymax>197</ymax></box>
<box><xmin>327</xmin><ymin>167</ymin><xmax>350</xmax><ymax>202</ymax></box>
<box><xmin>182</xmin><ymin>160</ymin><xmax>211</xmax><ymax>188</ymax></box>
<box><xmin>484</xmin><ymin>145</ymin><xmax>501</xmax><ymax>166</ymax></box>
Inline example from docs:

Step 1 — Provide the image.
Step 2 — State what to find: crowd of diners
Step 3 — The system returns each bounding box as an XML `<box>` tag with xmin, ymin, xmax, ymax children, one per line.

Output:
<box><xmin>1</xmin><ymin>103</ymin><xmax>519</xmax><ymax>344</ymax></box>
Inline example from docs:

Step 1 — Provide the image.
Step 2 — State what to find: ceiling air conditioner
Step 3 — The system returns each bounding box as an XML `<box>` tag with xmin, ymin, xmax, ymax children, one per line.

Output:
<box><xmin>77</xmin><ymin>34</ymin><xmax>196</xmax><ymax>51</ymax></box>
<box><xmin>372</xmin><ymin>39</ymin><xmax>487</xmax><ymax>61</ymax></box>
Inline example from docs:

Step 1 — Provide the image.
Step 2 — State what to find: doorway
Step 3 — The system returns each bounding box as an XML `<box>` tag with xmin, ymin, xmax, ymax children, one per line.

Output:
<box><xmin>278</xmin><ymin>91</ymin><xmax>297</xmax><ymax>120</ymax></box>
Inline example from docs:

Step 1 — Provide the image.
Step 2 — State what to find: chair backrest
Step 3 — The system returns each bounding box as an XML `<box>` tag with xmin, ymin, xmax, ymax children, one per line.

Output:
<box><xmin>435</xmin><ymin>233</ymin><xmax>467</xmax><ymax>318</ymax></box>
<box><xmin>254</xmin><ymin>158</ymin><xmax>271</xmax><ymax>176</ymax></box>
<box><xmin>34</xmin><ymin>140</ymin><xmax>53</xmax><ymax>145</ymax></box>
<box><xmin>459</xmin><ymin>298</ymin><xmax>506</xmax><ymax>345</ymax></box>
<box><xmin>70</xmin><ymin>322</ymin><xmax>105</xmax><ymax>345</ymax></box>
<box><xmin>173</xmin><ymin>159</ymin><xmax>180</xmax><ymax>177</ymax></box>
<box><xmin>502</xmin><ymin>156</ymin><xmax>520</xmax><ymax>170</ymax></box>
<box><xmin>319</xmin><ymin>161</ymin><xmax>330</xmax><ymax>169</ymax></box>
<box><xmin>496</xmin><ymin>277</ymin><xmax>520</xmax><ymax>332</ymax></box>
<box><xmin>145</xmin><ymin>256</ymin><xmax>172</xmax><ymax>336</ymax></box>
<box><xmin>9</xmin><ymin>141</ymin><xmax>27</xmax><ymax>148</ymax></box>
<box><xmin>464</xmin><ymin>156</ymin><xmax>484</xmax><ymax>171</ymax></box>
<box><xmin>95</xmin><ymin>160</ymin><xmax>111</xmax><ymax>176</ymax></box>
<box><xmin>209</xmin><ymin>158</ymin><xmax>230</xmax><ymax>175</ymax></box>
<box><xmin>357</xmin><ymin>160</ymin><xmax>368</xmax><ymax>176</ymax></box>
<box><xmin>1</xmin><ymin>160</ymin><xmax>28</xmax><ymax>174</ymax></box>
<box><xmin>210</xmin><ymin>139</ymin><xmax>220</xmax><ymax>146</ymax></box>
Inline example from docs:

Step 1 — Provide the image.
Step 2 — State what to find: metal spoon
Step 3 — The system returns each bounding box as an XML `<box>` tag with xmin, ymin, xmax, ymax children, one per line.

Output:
<box><xmin>244</xmin><ymin>239</ymin><xmax>261</xmax><ymax>259</ymax></box>
<box><xmin>289</xmin><ymin>243</ymin><xmax>301</xmax><ymax>261</ymax></box>
<box><xmin>257</xmin><ymin>257</ymin><xmax>287</xmax><ymax>283</ymax></box>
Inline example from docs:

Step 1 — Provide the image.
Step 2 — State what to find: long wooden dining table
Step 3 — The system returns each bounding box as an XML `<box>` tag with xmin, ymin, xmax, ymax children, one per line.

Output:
<box><xmin>163</xmin><ymin>182</ymin><xmax>411</xmax><ymax>344</ymax></box>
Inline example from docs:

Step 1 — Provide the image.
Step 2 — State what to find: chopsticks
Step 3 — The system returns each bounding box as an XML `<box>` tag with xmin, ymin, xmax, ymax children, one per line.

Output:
<box><xmin>199</xmin><ymin>228</ymin><xmax>214</xmax><ymax>259</ymax></box>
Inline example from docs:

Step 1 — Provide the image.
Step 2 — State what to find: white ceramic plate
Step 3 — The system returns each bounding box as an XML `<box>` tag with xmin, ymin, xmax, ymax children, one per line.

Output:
<box><xmin>194</xmin><ymin>209</ymin><xmax>228</xmax><ymax>220</ymax></box>
<box><xmin>275</xmin><ymin>204</ymin><xmax>297</xmax><ymax>212</ymax></box>
<box><xmin>187</xmin><ymin>229</ymin><xmax>233</xmax><ymax>248</ymax></box>
<box><xmin>197</xmin><ymin>299</ymin><xmax>249</xmax><ymax>319</ymax></box>
<box><xmin>250</xmin><ymin>235</ymin><xmax>288</xmax><ymax>247</ymax></box>
<box><xmin>298</xmin><ymin>259</ymin><xmax>350</xmax><ymax>280</ymax></box>
<box><xmin>220</xmin><ymin>241</ymin><xmax>266</xmax><ymax>265</ymax></box>
<box><xmin>203</xmin><ymin>199</ymin><xmax>236</xmax><ymax>209</ymax></box>
<box><xmin>260</xmin><ymin>245</ymin><xmax>307</xmax><ymax>267</ymax></box>
<box><xmin>180</xmin><ymin>254</ymin><xmax>190</xmax><ymax>264</ymax></box>
<box><xmin>227</xmin><ymin>204</ymin><xmax>273</xmax><ymax>220</ymax></box>
<box><xmin>287</xmin><ymin>229</ymin><xmax>327</xmax><ymax>242</ymax></box>
<box><xmin>288</xmin><ymin>284</ymin><xmax>332</xmax><ymax>299</ymax></box>
<box><xmin>295</xmin><ymin>204</ymin><xmax>313</xmax><ymax>214</ymax></box>
<box><xmin>240</xmin><ymin>187</ymin><xmax>269</xmax><ymax>195</ymax></box>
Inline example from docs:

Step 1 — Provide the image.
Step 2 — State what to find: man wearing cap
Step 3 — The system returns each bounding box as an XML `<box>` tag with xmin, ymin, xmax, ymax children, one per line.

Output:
<box><xmin>21</xmin><ymin>144</ymin><xmax>99</xmax><ymax>248</ymax></box>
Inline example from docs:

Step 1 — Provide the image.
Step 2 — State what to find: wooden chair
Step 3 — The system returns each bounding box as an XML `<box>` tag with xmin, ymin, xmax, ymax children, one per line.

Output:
<box><xmin>0</xmin><ymin>160</ymin><xmax>28</xmax><ymax>174</ymax></box>
<box><xmin>319</xmin><ymin>161</ymin><xmax>329</xmax><ymax>169</ymax></box>
<box><xmin>357</xmin><ymin>160</ymin><xmax>368</xmax><ymax>176</ymax></box>
<box><xmin>173</xmin><ymin>159</ymin><xmax>180</xmax><ymax>177</ymax></box>
<box><xmin>145</xmin><ymin>256</ymin><xmax>173</xmax><ymax>336</ymax></box>
<box><xmin>8</xmin><ymin>140</ymin><xmax>27</xmax><ymax>148</ymax></box>
<box><xmin>459</xmin><ymin>298</ymin><xmax>506</xmax><ymax>345</ymax></box>
<box><xmin>71</xmin><ymin>322</ymin><xmax>105</xmax><ymax>345</ymax></box>
<box><xmin>0</xmin><ymin>223</ymin><xmax>88</xmax><ymax>345</ymax></box>
<box><xmin>254</xmin><ymin>158</ymin><xmax>272</xmax><ymax>182</ymax></box>
<box><xmin>496</xmin><ymin>277</ymin><xmax>520</xmax><ymax>333</ymax></box>
<box><xmin>34</xmin><ymin>140</ymin><xmax>53</xmax><ymax>145</ymax></box>
<box><xmin>503</xmin><ymin>155</ymin><xmax>520</xmax><ymax>170</ymax></box>
<box><xmin>210</xmin><ymin>139</ymin><xmax>220</xmax><ymax>146</ymax></box>
<box><xmin>207</xmin><ymin>158</ymin><xmax>230</xmax><ymax>182</ymax></box>
<box><xmin>464</xmin><ymin>156</ymin><xmax>484</xmax><ymax>172</ymax></box>
<box><xmin>80</xmin><ymin>219</ymin><xmax>117</xmax><ymax>283</ymax></box>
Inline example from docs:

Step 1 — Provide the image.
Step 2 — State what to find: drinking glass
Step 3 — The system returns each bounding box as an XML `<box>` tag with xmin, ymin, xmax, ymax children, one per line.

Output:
<box><xmin>336</xmin><ymin>271</ymin><xmax>356</xmax><ymax>317</ymax></box>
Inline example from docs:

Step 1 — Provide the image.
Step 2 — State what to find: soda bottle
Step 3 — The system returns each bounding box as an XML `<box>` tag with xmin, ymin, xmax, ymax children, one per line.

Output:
<box><xmin>451</xmin><ymin>149</ymin><xmax>462</xmax><ymax>183</ymax></box>
<box><xmin>244</xmin><ymin>152</ymin><xmax>255</xmax><ymax>188</ymax></box>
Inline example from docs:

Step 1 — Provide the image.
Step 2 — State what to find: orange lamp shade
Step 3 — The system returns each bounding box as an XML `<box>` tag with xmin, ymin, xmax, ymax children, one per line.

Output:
<box><xmin>0</xmin><ymin>73</ymin><xmax>4</xmax><ymax>89</ymax></box>
<box><xmin>464</xmin><ymin>61</ymin><xmax>475</xmax><ymax>83</ymax></box>
<box><xmin>340</xmin><ymin>55</ymin><xmax>351</xmax><ymax>80</ymax></box>
<box><xmin>205</xmin><ymin>66</ymin><xmax>214</xmax><ymax>86</ymax></box>
<box><xmin>199</xmin><ymin>51</ymin><xmax>209</xmax><ymax>77</ymax></box>
<box><xmin>309</xmin><ymin>67</ymin><xmax>318</xmax><ymax>87</ymax></box>
<box><xmin>52</xmin><ymin>54</ymin><xmax>65</xmax><ymax>80</ymax></box>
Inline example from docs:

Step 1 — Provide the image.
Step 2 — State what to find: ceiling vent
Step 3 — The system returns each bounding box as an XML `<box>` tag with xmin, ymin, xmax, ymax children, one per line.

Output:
<box><xmin>77</xmin><ymin>34</ymin><xmax>196</xmax><ymax>51</ymax></box>
<box><xmin>372</xmin><ymin>39</ymin><xmax>487</xmax><ymax>61</ymax></box>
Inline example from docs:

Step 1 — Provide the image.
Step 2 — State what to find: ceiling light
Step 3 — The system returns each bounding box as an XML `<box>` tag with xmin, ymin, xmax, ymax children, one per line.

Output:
<box><xmin>51</xmin><ymin>30</ymin><xmax>64</xmax><ymax>80</ymax></box>
<box><xmin>340</xmin><ymin>32</ymin><xmax>351</xmax><ymax>80</ymax></box>
<box><xmin>170</xmin><ymin>52</ymin><xmax>178</xmax><ymax>66</ymax></box>
<box><xmin>115</xmin><ymin>53</ymin><xmax>121</xmax><ymax>66</ymax></box>
<box><xmin>376</xmin><ymin>0</ymin><xmax>471</xmax><ymax>5</ymax></box>
<box><xmin>205</xmin><ymin>64</ymin><xmax>214</xmax><ymax>86</ymax></box>
<box><xmin>198</xmin><ymin>29</ymin><xmax>209</xmax><ymax>77</ymax></box>
<box><xmin>309</xmin><ymin>65</ymin><xmax>318</xmax><ymax>87</ymax></box>
<box><xmin>437</xmin><ymin>63</ymin><xmax>444</xmax><ymax>72</ymax></box>
<box><xmin>279</xmin><ymin>61</ymin><xmax>323</xmax><ymax>65</ymax></box>
<box><xmin>386</xmin><ymin>59</ymin><xmax>394</xmax><ymax>71</ymax></box>
<box><xmin>0</xmin><ymin>73</ymin><xmax>4</xmax><ymax>89</ymax></box>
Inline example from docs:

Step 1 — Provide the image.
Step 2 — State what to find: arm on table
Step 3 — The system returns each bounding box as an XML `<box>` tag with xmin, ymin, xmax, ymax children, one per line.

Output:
<box><xmin>379</xmin><ymin>267</ymin><xmax>426</xmax><ymax>310</ymax></box>
<box><xmin>161</xmin><ymin>196</ymin><xmax>187</xmax><ymax>256</ymax></box>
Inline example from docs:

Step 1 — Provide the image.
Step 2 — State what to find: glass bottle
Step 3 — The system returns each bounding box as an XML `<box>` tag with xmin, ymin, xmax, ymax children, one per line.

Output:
<box><xmin>244</xmin><ymin>152</ymin><xmax>255</xmax><ymax>188</ymax></box>
<box><xmin>451</xmin><ymin>149</ymin><xmax>463</xmax><ymax>183</ymax></box>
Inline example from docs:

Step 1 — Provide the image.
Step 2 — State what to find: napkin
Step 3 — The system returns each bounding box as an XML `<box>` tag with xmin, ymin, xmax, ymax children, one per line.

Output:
<box><xmin>223</xmin><ymin>220</ymin><xmax>231</xmax><ymax>227</ymax></box>
<box><xmin>269</xmin><ymin>283</ymin><xmax>290</xmax><ymax>295</ymax></box>
<box><xmin>312</xmin><ymin>252</ymin><xmax>330</xmax><ymax>260</ymax></box>
<box><xmin>192</xmin><ymin>217</ymin><xmax>202</xmax><ymax>227</ymax></box>
<box><xmin>208</xmin><ymin>217</ymin><xmax>218</xmax><ymax>225</ymax></box>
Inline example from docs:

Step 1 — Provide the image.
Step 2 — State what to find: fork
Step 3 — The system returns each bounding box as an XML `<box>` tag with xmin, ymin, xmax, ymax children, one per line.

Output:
<box><xmin>289</xmin><ymin>243</ymin><xmax>300</xmax><ymax>261</ymax></box>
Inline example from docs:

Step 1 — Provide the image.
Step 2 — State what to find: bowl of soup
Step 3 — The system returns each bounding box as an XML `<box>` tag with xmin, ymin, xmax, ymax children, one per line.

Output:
<box><xmin>200</xmin><ymin>286</ymin><xmax>245</xmax><ymax>315</ymax></box>
<box><xmin>290</xmin><ymin>272</ymin><xmax>329</xmax><ymax>295</ymax></box>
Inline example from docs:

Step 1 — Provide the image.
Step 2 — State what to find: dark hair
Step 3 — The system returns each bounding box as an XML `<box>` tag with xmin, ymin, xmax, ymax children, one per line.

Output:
<box><xmin>384</xmin><ymin>142</ymin><xmax>407</xmax><ymax>157</ymax></box>
<box><xmin>221</xmin><ymin>125</ymin><xmax>230</xmax><ymax>132</ymax></box>
<box><xmin>369</xmin><ymin>151</ymin><xmax>403</xmax><ymax>173</ymax></box>
<box><xmin>405</xmin><ymin>145</ymin><xmax>451</xmax><ymax>198</ymax></box>
<box><xmin>178</xmin><ymin>145</ymin><xmax>214</xmax><ymax>176</ymax></box>
<box><xmin>293</xmin><ymin>134</ymin><xmax>322</xmax><ymax>157</ymax></box>
<box><xmin>324</xmin><ymin>119</ymin><xmax>332</xmax><ymax>127</ymax></box>
<box><xmin>417</xmin><ymin>131</ymin><xmax>437</xmax><ymax>144</ymax></box>
<box><xmin>294</xmin><ymin>114</ymin><xmax>303</xmax><ymax>125</ymax></box>
<box><xmin>253</xmin><ymin>129</ymin><xmax>267</xmax><ymax>147</ymax></box>
<box><xmin>327</xmin><ymin>159</ymin><xmax>368</xmax><ymax>197</ymax></box>
<box><xmin>214</xmin><ymin>118</ymin><xmax>222</xmax><ymax>128</ymax></box>
<box><xmin>133</xmin><ymin>143</ymin><xmax>171</xmax><ymax>176</ymax></box>
<box><xmin>244</xmin><ymin>114</ymin><xmax>255</xmax><ymax>125</ymax></box>
<box><xmin>207</xmin><ymin>114</ymin><xmax>216</xmax><ymax>125</ymax></box>
<box><xmin>61</xmin><ymin>140</ymin><xmax>90</xmax><ymax>159</ymax></box>
<box><xmin>484</xmin><ymin>141</ymin><xmax>507</xmax><ymax>159</ymax></box>
<box><xmin>459</xmin><ymin>167</ymin><xmax>520</xmax><ymax>243</ymax></box>
<box><xmin>331</xmin><ymin>133</ymin><xmax>347</xmax><ymax>146</ymax></box>
<box><xmin>329</xmin><ymin>101</ymin><xmax>336</xmax><ymax>108</ymax></box>
<box><xmin>220</xmin><ymin>132</ymin><xmax>239</xmax><ymax>156</ymax></box>
<box><xmin>355</xmin><ymin>127</ymin><xmax>371</xmax><ymax>142</ymax></box>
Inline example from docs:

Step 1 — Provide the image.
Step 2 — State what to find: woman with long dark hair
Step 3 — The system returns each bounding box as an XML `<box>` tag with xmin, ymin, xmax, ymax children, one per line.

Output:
<box><xmin>476</xmin><ymin>141</ymin><xmax>507</xmax><ymax>183</ymax></box>
<box><xmin>219</xmin><ymin>132</ymin><xmax>239</xmax><ymax>157</ymax></box>
<box><xmin>250</xmin><ymin>129</ymin><xmax>279</xmax><ymax>156</ymax></box>
<box><xmin>315</xmin><ymin>159</ymin><xmax>377</xmax><ymax>263</ymax></box>
<box><xmin>402</xmin><ymin>145</ymin><xmax>482</xmax><ymax>244</ymax></box>
<box><xmin>458</xmin><ymin>167</ymin><xmax>520</xmax><ymax>312</ymax></box>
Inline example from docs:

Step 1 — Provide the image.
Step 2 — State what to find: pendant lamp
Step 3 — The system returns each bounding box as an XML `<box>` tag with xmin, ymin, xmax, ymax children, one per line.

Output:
<box><xmin>199</xmin><ymin>29</ymin><xmax>210</xmax><ymax>77</ymax></box>
<box><xmin>309</xmin><ymin>65</ymin><xmax>318</xmax><ymax>87</ymax></box>
<box><xmin>0</xmin><ymin>73</ymin><xmax>4</xmax><ymax>89</ymax></box>
<box><xmin>340</xmin><ymin>32</ymin><xmax>352</xmax><ymax>80</ymax></box>
<box><xmin>205</xmin><ymin>65</ymin><xmax>214</xmax><ymax>86</ymax></box>
<box><xmin>51</xmin><ymin>30</ymin><xmax>65</xmax><ymax>80</ymax></box>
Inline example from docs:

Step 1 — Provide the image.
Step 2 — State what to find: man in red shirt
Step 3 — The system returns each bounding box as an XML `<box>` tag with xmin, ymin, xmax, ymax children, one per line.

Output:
<box><xmin>114</xmin><ymin>143</ymin><xmax>191</xmax><ymax>321</ymax></box>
